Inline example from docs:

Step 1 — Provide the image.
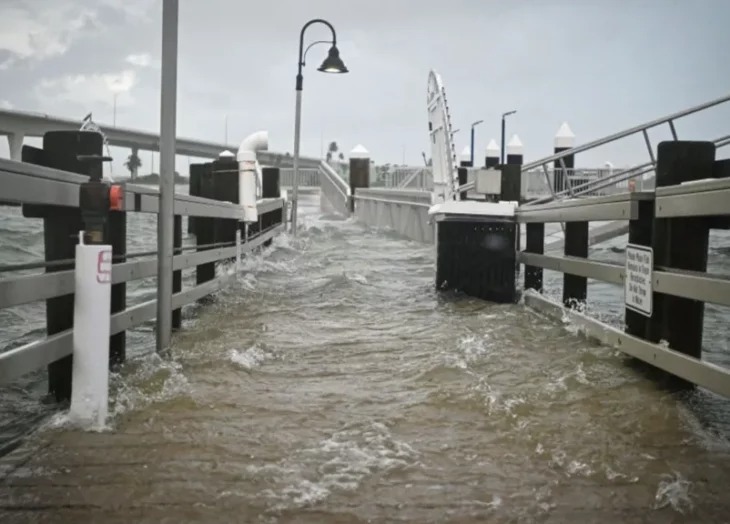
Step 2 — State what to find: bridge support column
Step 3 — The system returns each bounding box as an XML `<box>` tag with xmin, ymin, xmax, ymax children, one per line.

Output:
<box><xmin>554</xmin><ymin>123</ymin><xmax>575</xmax><ymax>194</ymax></box>
<box><xmin>349</xmin><ymin>145</ymin><xmax>370</xmax><ymax>213</ymax></box>
<box><xmin>8</xmin><ymin>132</ymin><xmax>24</xmax><ymax>161</ymax></box>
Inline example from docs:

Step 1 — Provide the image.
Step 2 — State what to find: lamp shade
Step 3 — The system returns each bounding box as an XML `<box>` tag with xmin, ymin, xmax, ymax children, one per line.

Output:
<box><xmin>318</xmin><ymin>45</ymin><xmax>348</xmax><ymax>73</ymax></box>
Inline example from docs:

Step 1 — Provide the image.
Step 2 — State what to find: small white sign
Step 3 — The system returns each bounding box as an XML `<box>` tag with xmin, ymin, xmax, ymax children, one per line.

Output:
<box><xmin>625</xmin><ymin>244</ymin><xmax>653</xmax><ymax>316</ymax></box>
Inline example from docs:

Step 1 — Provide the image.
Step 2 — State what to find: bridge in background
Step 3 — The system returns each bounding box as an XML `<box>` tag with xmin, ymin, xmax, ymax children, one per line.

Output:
<box><xmin>0</xmin><ymin>108</ymin><xmax>326</xmax><ymax>171</ymax></box>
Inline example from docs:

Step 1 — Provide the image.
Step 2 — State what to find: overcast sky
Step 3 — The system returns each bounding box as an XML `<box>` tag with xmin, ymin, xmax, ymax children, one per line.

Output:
<box><xmin>1</xmin><ymin>0</ymin><xmax>729</xmax><ymax>175</ymax></box>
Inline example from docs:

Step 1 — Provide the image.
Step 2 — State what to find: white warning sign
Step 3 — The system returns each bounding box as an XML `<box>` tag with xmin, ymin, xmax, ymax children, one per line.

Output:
<box><xmin>625</xmin><ymin>244</ymin><xmax>653</xmax><ymax>317</ymax></box>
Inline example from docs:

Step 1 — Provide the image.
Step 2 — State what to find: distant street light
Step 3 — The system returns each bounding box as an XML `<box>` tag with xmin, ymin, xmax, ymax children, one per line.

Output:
<box><xmin>501</xmin><ymin>110</ymin><xmax>516</xmax><ymax>164</ymax></box>
<box><xmin>470</xmin><ymin>119</ymin><xmax>483</xmax><ymax>165</ymax></box>
<box><xmin>290</xmin><ymin>19</ymin><xmax>348</xmax><ymax>235</ymax></box>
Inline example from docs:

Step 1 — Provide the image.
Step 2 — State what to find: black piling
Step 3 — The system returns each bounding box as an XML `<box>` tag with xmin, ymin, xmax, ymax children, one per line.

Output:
<box><xmin>553</xmin><ymin>123</ymin><xmax>575</xmax><ymax>194</ymax></box>
<box><xmin>562</xmin><ymin>221</ymin><xmax>589</xmax><ymax>309</ymax></box>
<box><xmin>524</xmin><ymin>223</ymin><xmax>545</xmax><ymax>292</ymax></box>
<box><xmin>648</xmin><ymin>141</ymin><xmax>715</xmax><ymax>361</ymax></box>
<box><xmin>107</xmin><ymin>209</ymin><xmax>126</xmax><ymax>365</ymax></box>
<box><xmin>485</xmin><ymin>140</ymin><xmax>499</xmax><ymax>168</ymax></box>
<box><xmin>349</xmin><ymin>147</ymin><xmax>370</xmax><ymax>212</ymax></box>
<box><xmin>193</xmin><ymin>162</ymin><xmax>216</xmax><ymax>294</ymax></box>
<box><xmin>172</xmin><ymin>214</ymin><xmax>182</xmax><ymax>329</ymax></box>
<box><xmin>22</xmin><ymin>131</ymin><xmax>105</xmax><ymax>401</ymax></box>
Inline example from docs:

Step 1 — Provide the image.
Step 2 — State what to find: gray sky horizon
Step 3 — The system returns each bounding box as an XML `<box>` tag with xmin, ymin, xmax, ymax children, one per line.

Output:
<box><xmin>1</xmin><ymin>0</ymin><xmax>729</xmax><ymax>175</ymax></box>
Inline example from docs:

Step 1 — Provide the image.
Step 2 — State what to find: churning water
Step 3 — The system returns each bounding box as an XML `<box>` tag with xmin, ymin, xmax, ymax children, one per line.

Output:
<box><xmin>1</xmin><ymin>192</ymin><xmax>730</xmax><ymax>523</ymax></box>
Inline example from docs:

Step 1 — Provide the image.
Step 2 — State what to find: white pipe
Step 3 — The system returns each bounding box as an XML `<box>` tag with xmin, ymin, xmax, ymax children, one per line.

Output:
<box><xmin>69</xmin><ymin>233</ymin><xmax>112</xmax><ymax>428</ymax></box>
<box><xmin>237</xmin><ymin>130</ymin><xmax>268</xmax><ymax>223</ymax></box>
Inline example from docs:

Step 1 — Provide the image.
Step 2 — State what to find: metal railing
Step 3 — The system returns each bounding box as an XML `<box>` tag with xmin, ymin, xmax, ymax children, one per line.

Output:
<box><xmin>516</xmin><ymin>185</ymin><xmax>730</xmax><ymax>398</ymax></box>
<box><xmin>457</xmin><ymin>93</ymin><xmax>730</xmax><ymax>204</ymax></box>
<box><xmin>318</xmin><ymin>161</ymin><xmax>350</xmax><ymax>217</ymax></box>
<box><xmin>0</xmin><ymin>157</ymin><xmax>285</xmax><ymax>384</ymax></box>
<box><xmin>353</xmin><ymin>188</ymin><xmax>433</xmax><ymax>243</ymax></box>
<box><xmin>280</xmin><ymin>168</ymin><xmax>320</xmax><ymax>188</ymax></box>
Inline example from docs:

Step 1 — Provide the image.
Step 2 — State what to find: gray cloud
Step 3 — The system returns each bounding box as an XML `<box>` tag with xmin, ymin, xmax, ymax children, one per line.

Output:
<box><xmin>1</xmin><ymin>0</ymin><xmax>729</xmax><ymax>175</ymax></box>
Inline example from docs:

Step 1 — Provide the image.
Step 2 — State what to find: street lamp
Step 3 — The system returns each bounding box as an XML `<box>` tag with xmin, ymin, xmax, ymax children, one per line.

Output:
<box><xmin>290</xmin><ymin>19</ymin><xmax>348</xmax><ymax>235</ymax></box>
<box><xmin>470</xmin><ymin>119</ymin><xmax>483</xmax><ymax>165</ymax></box>
<box><xmin>500</xmin><ymin>110</ymin><xmax>517</xmax><ymax>164</ymax></box>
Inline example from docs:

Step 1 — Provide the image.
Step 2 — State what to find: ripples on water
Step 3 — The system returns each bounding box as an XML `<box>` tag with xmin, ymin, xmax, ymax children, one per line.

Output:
<box><xmin>1</xmin><ymin>194</ymin><xmax>730</xmax><ymax>522</ymax></box>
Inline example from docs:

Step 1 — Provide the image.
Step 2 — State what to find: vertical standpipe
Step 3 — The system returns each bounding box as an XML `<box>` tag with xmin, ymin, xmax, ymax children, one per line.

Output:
<box><xmin>236</xmin><ymin>131</ymin><xmax>269</xmax><ymax>223</ymax></box>
<box><xmin>70</xmin><ymin>235</ymin><xmax>112</xmax><ymax>427</ymax></box>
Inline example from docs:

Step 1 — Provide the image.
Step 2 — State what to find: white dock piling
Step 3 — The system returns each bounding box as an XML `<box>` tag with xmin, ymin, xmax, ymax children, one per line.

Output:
<box><xmin>69</xmin><ymin>233</ymin><xmax>112</xmax><ymax>427</ymax></box>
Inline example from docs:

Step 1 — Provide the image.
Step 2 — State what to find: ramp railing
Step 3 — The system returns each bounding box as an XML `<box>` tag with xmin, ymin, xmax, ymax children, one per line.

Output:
<box><xmin>457</xmin><ymin>93</ymin><xmax>730</xmax><ymax>204</ymax></box>
<box><xmin>318</xmin><ymin>160</ymin><xmax>351</xmax><ymax>217</ymax></box>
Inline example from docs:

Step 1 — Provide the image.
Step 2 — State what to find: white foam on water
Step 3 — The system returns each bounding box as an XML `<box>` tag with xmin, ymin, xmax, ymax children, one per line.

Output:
<box><xmin>257</xmin><ymin>421</ymin><xmax>418</xmax><ymax>510</ymax></box>
<box><xmin>108</xmin><ymin>353</ymin><xmax>191</xmax><ymax>419</ymax></box>
<box><xmin>228</xmin><ymin>345</ymin><xmax>274</xmax><ymax>371</ymax></box>
<box><xmin>653</xmin><ymin>471</ymin><xmax>694</xmax><ymax>514</ymax></box>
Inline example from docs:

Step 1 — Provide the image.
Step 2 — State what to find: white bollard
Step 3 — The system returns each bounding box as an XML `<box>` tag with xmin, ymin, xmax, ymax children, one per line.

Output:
<box><xmin>235</xmin><ymin>228</ymin><xmax>242</xmax><ymax>272</ymax></box>
<box><xmin>69</xmin><ymin>232</ymin><xmax>112</xmax><ymax>428</ymax></box>
<box><xmin>238</xmin><ymin>150</ymin><xmax>258</xmax><ymax>223</ymax></box>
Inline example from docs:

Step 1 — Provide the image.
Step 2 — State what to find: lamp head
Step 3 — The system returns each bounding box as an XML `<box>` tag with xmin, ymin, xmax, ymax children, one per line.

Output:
<box><xmin>318</xmin><ymin>45</ymin><xmax>348</xmax><ymax>73</ymax></box>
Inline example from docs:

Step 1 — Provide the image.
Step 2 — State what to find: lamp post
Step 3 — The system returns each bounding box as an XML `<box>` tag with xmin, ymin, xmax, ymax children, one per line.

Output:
<box><xmin>500</xmin><ymin>110</ymin><xmax>516</xmax><ymax>164</ymax></box>
<box><xmin>469</xmin><ymin>119</ymin><xmax>483</xmax><ymax>166</ymax></box>
<box><xmin>290</xmin><ymin>19</ymin><xmax>348</xmax><ymax>235</ymax></box>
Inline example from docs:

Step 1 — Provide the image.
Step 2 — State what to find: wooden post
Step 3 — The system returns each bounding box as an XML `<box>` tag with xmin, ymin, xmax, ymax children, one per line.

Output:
<box><xmin>562</xmin><ymin>221</ymin><xmax>588</xmax><ymax>309</ymax></box>
<box><xmin>554</xmin><ymin>122</ymin><xmax>575</xmax><ymax>194</ymax></box>
<box><xmin>648</xmin><ymin>141</ymin><xmax>715</xmax><ymax>361</ymax></box>
<box><xmin>485</xmin><ymin>139</ymin><xmax>499</xmax><ymax>168</ymax></box>
<box><xmin>506</xmin><ymin>134</ymin><xmax>523</xmax><ymax>166</ymax></box>
<box><xmin>188</xmin><ymin>164</ymin><xmax>201</xmax><ymax>234</ymax></box>
<box><xmin>349</xmin><ymin>145</ymin><xmax>370</xmax><ymax>212</ymax></box>
<box><xmin>624</xmin><ymin>199</ymin><xmax>655</xmax><ymax>340</ymax></box>
<box><xmin>193</xmin><ymin>162</ymin><xmax>215</xmax><ymax>294</ymax></box>
<box><xmin>524</xmin><ymin>223</ymin><xmax>544</xmax><ymax>292</ymax></box>
<box><xmin>107</xmin><ymin>210</ymin><xmax>126</xmax><ymax>366</ymax></box>
<box><xmin>172</xmin><ymin>214</ymin><xmax>182</xmax><ymax>329</ymax></box>
<box><xmin>212</xmin><ymin>153</ymin><xmax>239</xmax><ymax>256</ymax></box>
<box><xmin>21</xmin><ymin>131</ymin><xmax>103</xmax><ymax>402</ymax></box>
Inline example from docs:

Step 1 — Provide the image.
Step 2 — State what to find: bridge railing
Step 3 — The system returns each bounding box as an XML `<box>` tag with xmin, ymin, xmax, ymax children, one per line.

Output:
<box><xmin>0</xmin><ymin>156</ymin><xmax>285</xmax><ymax>389</ymax></box>
<box><xmin>319</xmin><ymin>161</ymin><xmax>351</xmax><ymax>217</ymax></box>
<box><xmin>516</xmin><ymin>169</ymin><xmax>730</xmax><ymax>397</ymax></box>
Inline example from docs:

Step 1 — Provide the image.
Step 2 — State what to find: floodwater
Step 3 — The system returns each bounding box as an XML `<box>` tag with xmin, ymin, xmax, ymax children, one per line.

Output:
<box><xmin>1</xmin><ymin>193</ymin><xmax>730</xmax><ymax>523</ymax></box>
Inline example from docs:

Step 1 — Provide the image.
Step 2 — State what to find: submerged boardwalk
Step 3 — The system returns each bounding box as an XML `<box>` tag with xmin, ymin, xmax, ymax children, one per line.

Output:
<box><xmin>2</xmin><ymin>198</ymin><xmax>729</xmax><ymax>523</ymax></box>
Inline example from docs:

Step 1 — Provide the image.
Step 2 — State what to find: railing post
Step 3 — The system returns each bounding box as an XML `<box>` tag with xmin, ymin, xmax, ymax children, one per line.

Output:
<box><xmin>349</xmin><ymin>145</ymin><xmax>370</xmax><ymax>213</ymax></box>
<box><xmin>562</xmin><ymin>220</ymin><xmax>588</xmax><ymax>309</ymax></box>
<box><xmin>648</xmin><ymin>141</ymin><xmax>715</xmax><ymax>362</ymax></box>
<box><xmin>524</xmin><ymin>223</ymin><xmax>544</xmax><ymax>292</ymax></box>
<box><xmin>554</xmin><ymin>122</ymin><xmax>575</xmax><ymax>194</ymax></box>
<box><xmin>172</xmin><ymin>214</ymin><xmax>182</xmax><ymax>329</ymax></box>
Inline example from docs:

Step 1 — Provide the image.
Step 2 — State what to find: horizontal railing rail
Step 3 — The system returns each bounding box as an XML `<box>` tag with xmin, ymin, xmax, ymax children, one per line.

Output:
<box><xmin>517</xmin><ymin>166</ymin><xmax>730</xmax><ymax>397</ymax></box>
<box><xmin>0</xmin><ymin>224</ymin><xmax>281</xmax><ymax>384</ymax></box>
<box><xmin>0</xmin><ymin>158</ymin><xmax>286</xmax><ymax>386</ymax></box>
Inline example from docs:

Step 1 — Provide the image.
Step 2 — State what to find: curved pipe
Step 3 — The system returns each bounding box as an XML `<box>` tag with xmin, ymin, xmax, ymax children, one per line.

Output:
<box><xmin>236</xmin><ymin>130</ymin><xmax>268</xmax><ymax>159</ymax></box>
<box><xmin>237</xmin><ymin>130</ymin><xmax>268</xmax><ymax>223</ymax></box>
